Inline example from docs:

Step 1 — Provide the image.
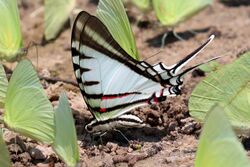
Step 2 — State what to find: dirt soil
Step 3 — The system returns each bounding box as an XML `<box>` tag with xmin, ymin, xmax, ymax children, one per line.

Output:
<box><xmin>2</xmin><ymin>0</ymin><xmax>250</xmax><ymax>166</ymax></box>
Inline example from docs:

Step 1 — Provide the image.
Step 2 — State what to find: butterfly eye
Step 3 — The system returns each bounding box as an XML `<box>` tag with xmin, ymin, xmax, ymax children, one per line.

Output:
<box><xmin>85</xmin><ymin>125</ymin><xmax>93</xmax><ymax>132</ymax></box>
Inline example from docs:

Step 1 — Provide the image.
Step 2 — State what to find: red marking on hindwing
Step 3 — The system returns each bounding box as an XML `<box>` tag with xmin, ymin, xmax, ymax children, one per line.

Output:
<box><xmin>153</xmin><ymin>95</ymin><xmax>158</xmax><ymax>103</ymax></box>
<box><xmin>100</xmin><ymin>108</ymin><xmax>106</xmax><ymax>113</ymax></box>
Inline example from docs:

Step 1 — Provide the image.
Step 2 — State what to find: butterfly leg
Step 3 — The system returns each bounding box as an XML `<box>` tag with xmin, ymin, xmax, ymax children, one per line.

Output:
<box><xmin>161</xmin><ymin>32</ymin><xmax>169</xmax><ymax>48</ymax></box>
<box><xmin>100</xmin><ymin>131</ymin><xmax>107</xmax><ymax>138</ymax></box>
<box><xmin>188</xmin><ymin>29</ymin><xmax>198</xmax><ymax>35</ymax></box>
<box><xmin>99</xmin><ymin>132</ymin><xmax>108</xmax><ymax>145</ymax></box>
<box><xmin>90</xmin><ymin>131</ymin><xmax>107</xmax><ymax>145</ymax></box>
<box><xmin>114</xmin><ymin>129</ymin><xmax>130</xmax><ymax>143</ymax></box>
<box><xmin>173</xmin><ymin>31</ymin><xmax>185</xmax><ymax>41</ymax></box>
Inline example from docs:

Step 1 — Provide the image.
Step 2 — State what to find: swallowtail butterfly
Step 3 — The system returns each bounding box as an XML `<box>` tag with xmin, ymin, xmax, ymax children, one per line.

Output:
<box><xmin>71</xmin><ymin>11</ymin><xmax>215</xmax><ymax>133</ymax></box>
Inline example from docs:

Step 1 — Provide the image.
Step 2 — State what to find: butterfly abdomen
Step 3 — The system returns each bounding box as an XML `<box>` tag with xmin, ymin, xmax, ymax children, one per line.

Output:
<box><xmin>85</xmin><ymin>114</ymin><xmax>145</xmax><ymax>133</ymax></box>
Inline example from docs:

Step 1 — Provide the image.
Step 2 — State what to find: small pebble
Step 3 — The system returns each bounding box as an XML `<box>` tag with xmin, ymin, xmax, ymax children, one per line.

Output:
<box><xmin>96</xmin><ymin>161</ymin><xmax>104</xmax><ymax>167</ymax></box>
<box><xmin>29</xmin><ymin>148</ymin><xmax>46</xmax><ymax>160</ymax></box>
<box><xmin>106</xmin><ymin>142</ymin><xmax>118</xmax><ymax>152</ymax></box>
<box><xmin>168</xmin><ymin>121</ymin><xmax>178</xmax><ymax>131</ymax></box>
<box><xmin>128</xmin><ymin>147</ymin><xmax>133</xmax><ymax>153</ymax></box>
<box><xmin>182</xmin><ymin>123</ymin><xmax>195</xmax><ymax>134</ymax></box>
<box><xmin>36</xmin><ymin>163</ymin><xmax>52</xmax><ymax>167</ymax></box>
<box><xmin>116</xmin><ymin>148</ymin><xmax>127</xmax><ymax>155</ymax></box>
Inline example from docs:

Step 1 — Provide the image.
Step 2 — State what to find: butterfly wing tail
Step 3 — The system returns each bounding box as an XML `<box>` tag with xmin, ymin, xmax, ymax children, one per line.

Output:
<box><xmin>160</xmin><ymin>56</ymin><xmax>220</xmax><ymax>97</ymax></box>
<box><xmin>167</xmin><ymin>56</ymin><xmax>220</xmax><ymax>87</ymax></box>
<box><xmin>170</xmin><ymin>35</ymin><xmax>215</xmax><ymax>75</ymax></box>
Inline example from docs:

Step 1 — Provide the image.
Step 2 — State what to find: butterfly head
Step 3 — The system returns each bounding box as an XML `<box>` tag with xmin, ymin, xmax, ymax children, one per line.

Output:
<box><xmin>85</xmin><ymin>119</ymin><xmax>108</xmax><ymax>133</ymax></box>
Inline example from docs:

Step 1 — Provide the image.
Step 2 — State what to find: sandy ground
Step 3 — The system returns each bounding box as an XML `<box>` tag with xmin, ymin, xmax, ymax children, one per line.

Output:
<box><xmin>1</xmin><ymin>0</ymin><xmax>250</xmax><ymax>166</ymax></box>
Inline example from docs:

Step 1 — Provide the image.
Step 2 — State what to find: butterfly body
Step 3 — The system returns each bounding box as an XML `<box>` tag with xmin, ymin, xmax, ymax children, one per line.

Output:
<box><xmin>85</xmin><ymin>114</ymin><xmax>145</xmax><ymax>133</ymax></box>
<box><xmin>71</xmin><ymin>11</ymin><xmax>215</xmax><ymax>133</ymax></box>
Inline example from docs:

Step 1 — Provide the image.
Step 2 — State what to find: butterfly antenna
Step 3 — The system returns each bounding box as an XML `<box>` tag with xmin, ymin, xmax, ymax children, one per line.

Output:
<box><xmin>143</xmin><ymin>50</ymin><xmax>162</xmax><ymax>61</ymax></box>
<box><xmin>170</xmin><ymin>35</ymin><xmax>215</xmax><ymax>75</ymax></box>
<box><xmin>114</xmin><ymin>129</ymin><xmax>130</xmax><ymax>144</ymax></box>
<box><xmin>161</xmin><ymin>32</ymin><xmax>169</xmax><ymax>48</ymax></box>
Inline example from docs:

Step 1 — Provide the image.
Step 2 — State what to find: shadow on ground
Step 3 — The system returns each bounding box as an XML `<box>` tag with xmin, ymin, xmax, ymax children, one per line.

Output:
<box><xmin>80</xmin><ymin>126</ymin><xmax>169</xmax><ymax>148</ymax></box>
<box><xmin>146</xmin><ymin>27</ymin><xmax>211</xmax><ymax>48</ymax></box>
<box><xmin>220</xmin><ymin>0</ymin><xmax>250</xmax><ymax>7</ymax></box>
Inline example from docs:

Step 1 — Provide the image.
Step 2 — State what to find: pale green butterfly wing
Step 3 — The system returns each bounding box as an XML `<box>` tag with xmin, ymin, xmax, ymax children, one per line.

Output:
<box><xmin>97</xmin><ymin>0</ymin><xmax>139</xmax><ymax>60</ymax></box>
<box><xmin>0</xmin><ymin>64</ymin><xmax>8</xmax><ymax>108</ymax></box>
<box><xmin>189</xmin><ymin>52</ymin><xmax>250</xmax><ymax>134</ymax></box>
<box><xmin>131</xmin><ymin>0</ymin><xmax>151</xmax><ymax>11</ymax></box>
<box><xmin>195</xmin><ymin>105</ymin><xmax>250</xmax><ymax>167</ymax></box>
<box><xmin>0</xmin><ymin>0</ymin><xmax>24</xmax><ymax>61</ymax></box>
<box><xmin>153</xmin><ymin>0</ymin><xmax>212</xmax><ymax>27</ymax></box>
<box><xmin>0</xmin><ymin>129</ymin><xmax>11</xmax><ymax>167</ymax></box>
<box><xmin>53</xmin><ymin>93</ymin><xmax>80</xmax><ymax>166</ymax></box>
<box><xmin>3</xmin><ymin>60</ymin><xmax>54</xmax><ymax>144</ymax></box>
<box><xmin>45</xmin><ymin>0</ymin><xmax>75</xmax><ymax>40</ymax></box>
<box><xmin>248</xmin><ymin>91</ymin><xmax>250</xmax><ymax>107</ymax></box>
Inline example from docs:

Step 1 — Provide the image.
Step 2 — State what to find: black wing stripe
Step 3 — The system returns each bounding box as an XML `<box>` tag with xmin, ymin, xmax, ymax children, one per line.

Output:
<box><xmin>73</xmin><ymin>64</ymin><xmax>90</xmax><ymax>74</ymax></box>
<box><xmin>141</xmin><ymin>61</ymin><xmax>163</xmax><ymax>80</ymax></box>
<box><xmin>92</xmin><ymin>98</ymin><xmax>148</xmax><ymax>112</ymax></box>
<box><xmin>71</xmin><ymin>47</ymin><xmax>80</xmax><ymax>56</ymax></box>
<box><xmin>73</xmin><ymin>64</ymin><xmax>80</xmax><ymax>71</ymax></box>
<box><xmin>72</xmin><ymin>48</ymin><xmax>93</xmax><ymax>59</ymax></box>
<box><xmin>83</xmin><ymin>81</ymin><xmax>100</xmax><ymax>86</ymax></box>
<box><xmin>80</xmin><ymin>90</ymin><xmax>103</xmax><ymax>99</ymax></box>
<box><xmin>76</xmin><ymin>78</ymin><xmax>82</xmax><ymax>84</ymax></box>
<box><xmin>80</xmin><ymin>67</ymin><xmax>91</xmax><ymax>72</ymax></box>
<box><xmin>159</xmin><ymin>63</ymin><xmax>172</xmax><ymax>77</ymax></box>
<box><xmin>81</xmin><ymin>91</ymin><xmax>143</xmax><ymax>100</ymax></box>
<box><xmin>102</xmin><ymin>92</ymin><xmax>142</xmax><ymax>99</ymax></box>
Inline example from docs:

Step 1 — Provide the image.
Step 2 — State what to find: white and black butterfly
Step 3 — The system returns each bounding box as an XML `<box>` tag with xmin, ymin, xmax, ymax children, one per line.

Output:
<box><xmin>71</xmin><ymin>11</ymin><xmax>215</xmax><ymax>134</ymax></box>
